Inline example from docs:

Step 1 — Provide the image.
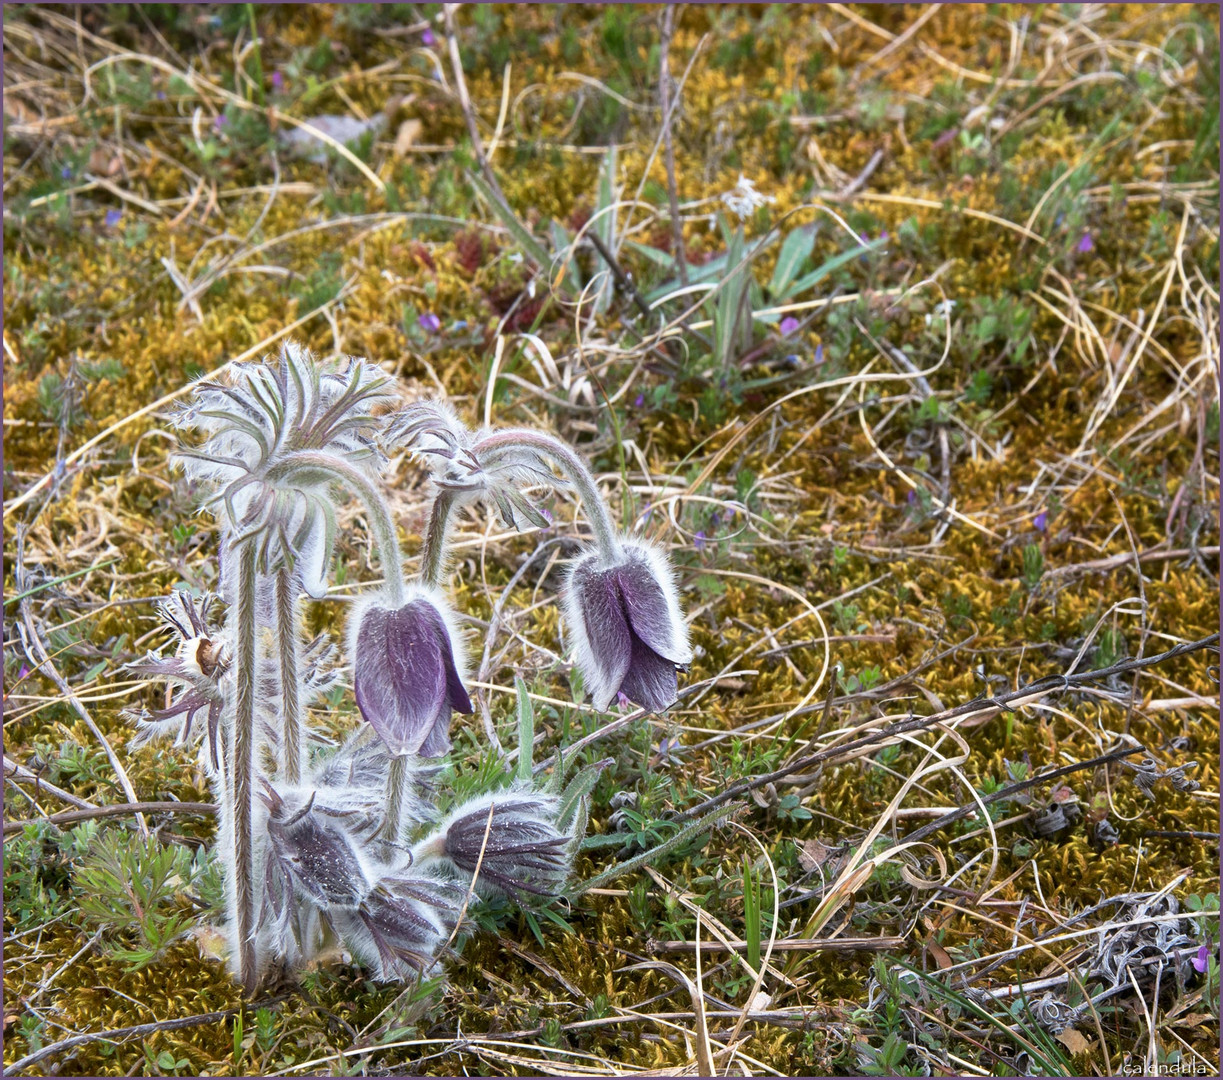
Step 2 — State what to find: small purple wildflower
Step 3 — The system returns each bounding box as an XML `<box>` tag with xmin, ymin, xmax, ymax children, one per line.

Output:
<box><xmin>906</xmin><ymin>489</ymin><xmax>917</xmax><ymax>505</ymax></box>
<box><xmin>61</xmin><ymin>165</ymin><xmax>72</xmax><ymax>180</ymax></box>
<box><xmin>617</xmin><ymin>691</ymin><xmax>630</xmax><ymax>709</ymax></box>
<box><xmin>17</xmin><ymin>664</ymin><xmax>29</xmax><ymax>682</ymax></box>
<box><xmin>421</xmin><ymin>27</ymin><xmax>437</xmax><ymax>46</ymax></box>
<box><xmin>779</xmin><ymin>316</ymin><xmax>800</xmax><ymax>337</ymax></box>
<box><xmin>634</xmin><ymin>393</ymin><xmax>645</xmax><ymax>408</ymax></box>
<box><xmin>1077</xmin><ymin>232</ymin><xmax>1093</xmax><ymax>254</ymax></box>
<box><xmin>1193</xmin><ymin>944</ymin><xmax>1211</xmax><ymax>974</ymax></box>
<box><xmin>879</xmin><ymin>231</ymin><xmax>889</xmax><ymax>242</ymax></box>
<box><xmin>539</xmin><ymin>506</ymin><xmax>553</xmax><ymax>530</ymax></box>
<box><xmin>418</xmin><ymin>312</ymin><xmax>442</xmax><ymax>334</ymax></box>
<box><xmin>1033</xmin><ymin>510</ymin><xmax>1048</xmax><ymax>533</ymax></box>
<box><xmin>693</xmin><ymin>531</ymin><xmax>706</xmax><ymax>550</ymax></box>
<box><xmin>270</xmin><ymin>70</ymin><xmax>284</xmax><ymax>91</ymax></box>
<box><xmin>213</xmin><ymin>114</ymin><xmax>228</xmax><ymax>132</ymax></box>
<box><xmin>814</xmin><ymin>344</ymin><xmax>825</xmax><ymax>365</ymax></box>
<box><xmin>155</xmin><ymin>90</ymin><xmax>166</xmax><ymax>101</ymax></box>
<box><xmin>105</xmin><ymin>208</ymin><xmax>122</xmax><ymax>228</ymax></box>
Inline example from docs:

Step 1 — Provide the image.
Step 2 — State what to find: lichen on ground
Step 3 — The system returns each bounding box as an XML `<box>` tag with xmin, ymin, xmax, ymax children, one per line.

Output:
<box><xmin>3</xmin><ymin>4</ymin><xmax>1219</xmax><ymax>1076</ymax></box>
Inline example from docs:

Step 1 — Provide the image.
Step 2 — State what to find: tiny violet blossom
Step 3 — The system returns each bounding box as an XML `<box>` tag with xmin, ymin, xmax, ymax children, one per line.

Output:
<box><xmin>213</xmin><ymin>114</ymin><xmax>228</xmax><ymax>132</ymax></box>
<box><xmin>105</xmin><ymin>208</ymin><xmax>122</xmax><ymax>227</ymax></box>
<box><xmin>421</xmin><ymin>27</ymin><xmax>437</xmax><ymax>46</ymax></box>
<box><xmin>1077</xmin><ymin>231</ymin><xmax>1094</xmax><ymax>254</ymax></box>
<box><xmin>1033</xmin><ymin>510</ymin><xmax>1049</xmax><ymax>533</ymax></box>
<box><xmin>418</xmin><ymin>312</ymin><xmax>442</xmax><ymax>334</ymax></box>
<box><xmin>693</xmin><ymin>531</ymin><xmax>707</xmax><ymax>550</ymax></box>
<box><xmin>61</xmin><ymin>165</ymin><xmax>72</xmax><ymax>180</ymax></box>
<box><xmin>779</xmin><ymin>316</ymin><xmax>800</xmax><ymax>337</ymax></box>
<box><xmin>634</xmin><ymin>393</ymin><xmax>645</xmax><ymax>408</ymax></box>
<box><xmin>814</xmin><ymin>343</ymin><xmax>826</xmax><ymax>365</ymax></box>
<box><xmin>562</xmin><ymin>539</ymin><xmax>693</xmax><ymax>713</ymax></box>
<box><xmin>270</xmin><ymin>70</ymin><xmax>284</xmax><ymax>91</ymax></box>
<box><xmin>351</xmin><ymin>586</ymin><xmax>472</xmax><ymax>758</ymax></box>
<box><xmin>1192</xmin><ymin>944</ymin><xmax>1211</xmax><ymax>974</ymax></box>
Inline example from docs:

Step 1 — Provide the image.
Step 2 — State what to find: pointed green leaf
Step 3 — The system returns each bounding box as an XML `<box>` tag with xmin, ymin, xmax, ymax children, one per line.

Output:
<box><xmin>515</xmin><ymin>677</ymin><xmax>534</xmax><ymax>783</ymax></box>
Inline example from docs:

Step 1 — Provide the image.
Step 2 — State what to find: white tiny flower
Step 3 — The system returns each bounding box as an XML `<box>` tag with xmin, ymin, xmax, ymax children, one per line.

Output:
<box><xmin>721</xmin><ymin>174</ymin><xmax>775</xmax><ymax>221</ymax></box>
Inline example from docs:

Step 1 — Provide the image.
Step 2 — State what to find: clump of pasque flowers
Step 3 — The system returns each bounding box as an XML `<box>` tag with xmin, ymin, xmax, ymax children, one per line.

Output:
<box><xmin>125</xmin><ymin>343</ymin><xmax>690</xmax><ymax>994</ymax></box>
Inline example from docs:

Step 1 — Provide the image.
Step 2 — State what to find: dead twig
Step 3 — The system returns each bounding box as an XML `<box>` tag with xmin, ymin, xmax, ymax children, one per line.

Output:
<box><xmin>3</xmin><ymin>800</ymin><xmax>217</xmax><ymax>839</ymax></box>
<box><xmin>673</xmin><ymin>633</ymin><xmax>1219</xmax><ymax>824</ymax></box>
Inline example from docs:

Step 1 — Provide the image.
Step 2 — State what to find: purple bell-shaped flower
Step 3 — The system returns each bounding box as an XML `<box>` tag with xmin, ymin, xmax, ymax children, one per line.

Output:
<box><xmin>351</xmin><ymin>586</ymin><xmax>472</xmax><ymax>757</ymax></box>
<box><xmin>561</xmin><ymin>540</ymin><xmax>692</xmax><ymax>713</ymax></box>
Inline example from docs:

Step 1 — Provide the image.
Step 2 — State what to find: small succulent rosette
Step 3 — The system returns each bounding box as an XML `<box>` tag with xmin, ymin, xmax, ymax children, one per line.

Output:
<box><xmin>350</xmin><ymin>583</ymin><xmax>473</xmax><ymax>758</ymax></box>
<box><xmin>562</xmin><ymin>539</ymin><xmax>693</xmax><ymax>712</ymax></box>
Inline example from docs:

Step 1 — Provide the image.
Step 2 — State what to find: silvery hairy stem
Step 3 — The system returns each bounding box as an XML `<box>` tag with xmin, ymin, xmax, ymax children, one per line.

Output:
<box><xmin>268</xmin><ymin>451</ymin><xmax>405</xmax><ymax>606</ymax></box>
<box><xmin>381</xmin><ymin>754</ymin><xmax>412</xmax><ymax>844</ymax></box>
<box><xmin>276</xmin><ymin>567</ymin><xmax>303</xmax><ymax>784</ymax></box>
<box><xmin>473</xmin><ymin>429</ymin><xmax>620</xmax><ymax>562</ymax></box>
<box><xmin>419</xmin><ymin>488</ymin><xmax>458</xmax><ymax>590</ymax></box>
<box><xmin>231</xmin><ymin>541</ymin><xmax>260</xmax><ymax>993</ymax></box>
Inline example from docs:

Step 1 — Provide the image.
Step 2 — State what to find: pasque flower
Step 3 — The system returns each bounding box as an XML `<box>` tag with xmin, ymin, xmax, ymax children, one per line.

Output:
<box><xmin>562</xmin><ymin>540</ymin><xmax>693</xmax><ymax>713</ymax></box>
<box><xmin>351</xmin><ymin>586</ymin><xmax>472</xmax><ymax>758</ymax></box>
<box><xmin>414</xmin><ymin>791</ymin><xmax>571</xmax><ymax>901</ymax></box>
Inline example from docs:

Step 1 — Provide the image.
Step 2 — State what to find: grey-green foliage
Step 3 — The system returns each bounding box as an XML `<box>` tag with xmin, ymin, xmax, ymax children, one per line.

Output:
<box><xmin>75</xmin><ymin>830</ymin><xmax>198</xmax><ymax>970</ymax></box>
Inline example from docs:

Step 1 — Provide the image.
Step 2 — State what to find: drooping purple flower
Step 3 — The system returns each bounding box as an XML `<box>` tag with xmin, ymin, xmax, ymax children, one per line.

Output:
<box><xmin>352</xmin><ymin>590</ymin><xmax>472</xmax><ymax>758</ymax></box>
<box><xmin>693</xmin><ymin>531</ymin><xmax>707</xmax><ymax>550</ymax></box>
<box><xmin>634</xmin><ymin>393</ymin><xmax>645</xmax><ymax>408</ymax></box>
<box><xmin>814</xmin><ymin>343</ymin><xmax>826</xmax><ymax>365</ymax></box>
<box><xmin>270</xmin><ymin>70</ymin><xmax>284</xmax><ymax>92</ymax></box>
<box><xmin>61</xmin><ymin>165</ymin><xmax>72</xmax><ymax>180</ymax></box>
<box><xmin>16</xmin><ymin>664</ymin><xmax>29</xmax><ymax>682</ymax></box>
<box><xmin>421</xmin><ymin>27</ymin><xmax>437</xmax><ymax>46</ymax></box>
<box><xmin>617</xmin><ymin>691</ymin><xmax>630</xmax><ymax>709</ymax></box>
<box><xmin>1077</xmin><ymin>231</ymin><xmax>1093</xmax><ymax>254</ymax></box>
<box><xmin>418</xmin><ymin>312</ymin><xmax>442</xmax><ymax>334</ymax></box>
<box><xmin>213</xmin><ymin>113</ymin><xmax>228</xmax><ymax>132</ymax></box>
<box><xmin>1193</xmin><ymin>944</ymin><xmax>1211</xmax><ymax>974</ymax></box>
<box><xmin>561</xmin><ymin>540</ymin><xmax>693</xmax><ymax>713</ymax></box>
<box><xmin>424</xmin><ymin>791</ymin><xmax>571</xmax><ymax>900</ymax></box>
<box><xmin>105</xmin><ymin>208</ymin><xmax>122</xmax><ymax>227</ymax></box>
<box><xmin>1033</xmin><ymin>510</ymin><xmax>1048</xmax><ymax>533</ymax></box>
<box><xmin>779</xmin><ymin>316</ymin><xmax>800</xmax><ymax>337</ymax></box>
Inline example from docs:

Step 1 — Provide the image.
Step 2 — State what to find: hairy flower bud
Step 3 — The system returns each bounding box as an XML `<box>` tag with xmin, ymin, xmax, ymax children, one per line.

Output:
<box><xmin>561</xmin><ymin>540</ymin><xmax>692</xmax><ymax>712</ymax></box>
<box><xmin>416</xmin><ymin>791</ymin><xmax>571</xmax><ymax>901</ymax></box>
<box><xmin>351</xmin><ymin>586</ymin><xmax>472</xmax><ymax>757</ymax></box>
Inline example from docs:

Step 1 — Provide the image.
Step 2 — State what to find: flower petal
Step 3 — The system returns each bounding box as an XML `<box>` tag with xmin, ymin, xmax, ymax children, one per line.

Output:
<box><xmin>615</xmin><ymin>555</ymin><xmax>688</xmax><ymax>664</ymax></box>
<box><xmin>618</xmin><ymin>634</ymin><xmax>680</xmax><ymax>712</ymax></box>
<box><xmin>570</xmin><ymin>560</ymin><xmax>632</xmax><ymax>711</ymax></box>
<box><xmin>354</xmin><ymin>602</ymin><xmax>447</xmax><ymax>756</ymax></box>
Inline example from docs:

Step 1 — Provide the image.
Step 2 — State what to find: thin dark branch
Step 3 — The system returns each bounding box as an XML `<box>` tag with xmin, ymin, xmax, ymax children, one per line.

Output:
<box><xmin>587</xmin><ymin>229</ymin><xmax>654</xmax><ymax>320</ymax></box>
<box><xmin>672</xmin><ymin>633</ymin><xmax>1219</xmax><ymax>824</ymax></box>
<box><xmin>898</xmin><ymin>743</ymin><xmax>1143</xmax><ymax>848</ymax></box>
<box><xmin>4</xmin><ymin>1006</ymin><xmax>244</xmax><ymax>1075</ymax></box>
<box><xmin>659</xmin><ymin>4</ymin><xmax>687</xmax><ymax>286</ymax></box>
<box><xmin>4</xmin><ymin>800</ymin><xmax>217</xmax><ymax>839</ymax></box>
<box><xmin>443</xmin><ymin>3</ymin><xmax>508</xmax><ymax>206</ymax></box>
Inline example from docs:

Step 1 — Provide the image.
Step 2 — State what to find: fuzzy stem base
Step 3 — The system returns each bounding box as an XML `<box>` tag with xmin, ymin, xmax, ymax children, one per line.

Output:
<box><xmin>232</xmin><ymin>542</ymin><xmax>260</xmax><ymax>994</ymax></box>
